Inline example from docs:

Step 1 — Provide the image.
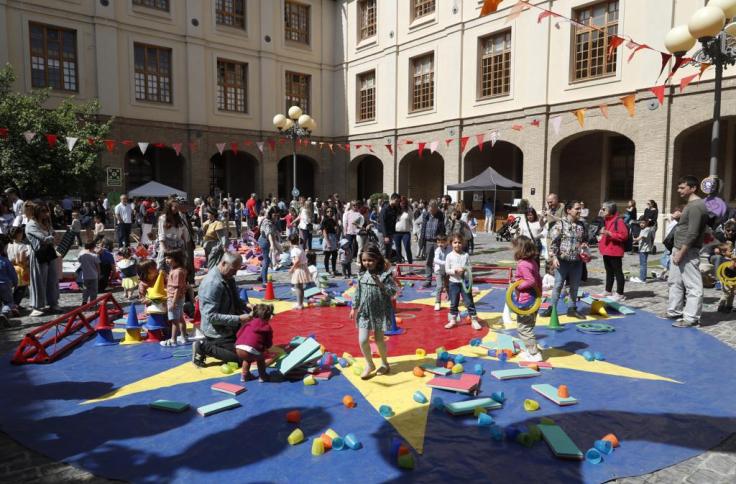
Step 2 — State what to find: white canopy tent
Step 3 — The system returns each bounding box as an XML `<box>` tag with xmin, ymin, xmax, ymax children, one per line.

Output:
<box><xmin>128</xmin><ymin>181</ymin><xmax>187</xmax><ymax>199</ymax></box>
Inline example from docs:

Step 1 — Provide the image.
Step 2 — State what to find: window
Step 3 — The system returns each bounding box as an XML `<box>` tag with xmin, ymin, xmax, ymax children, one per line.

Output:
<box><xmin>30</xmin><ymin>23</ymin><xmax>78</xmax><ymax>92</ymax></box>
<box><xmin>285</xmin><ymin>1</ymin><xmax>310</xmax><ymax>44</ymax></box>
<box><xmin>357</xmin><ymin>70</ymin><xmax>376</xmax><ymax>122</ymax></box>
<box><xmin>132</xmin><ymin>0</ymin><xmax>169</xmax><ymax>11</ymax></box>
<box><xmin>216</xmin><ymin>0</ymin><xmax>246</xmax><ymax>29</ymax></box>
<box><xmin>479</xmin><ymin>30</ymin><xmax>511</xmax><ymax>98</ymax></box>
<box><xmin>411</xmin><ymin>53</ymin><xmax>434</xmax><ymax>112</ymax></box>
<box><xmin>358</xmin><ymin>0</ymin><xmax>377</xmax><ymax>41</ymax></box>
<box><xmin>572</xmin><ymin>0</ymin><xmax>619</xmax><ymax>81</ymax></box>
<box><xmin>134</xmin><ymin>43</ymin><xmax>172</xmax><ymax>103</ymax></box>
<box><xmin>285</xmin><ymin>71</ymin><xmax>311</xmax><ymax>113</ymax></box>
<box><xmin>412</xmin><ymin>0</ymin><xmax>436</xmax><ymax>20</ymax></box>
<box><xmin>217</xmin><ymin>59</ymin><xmax>248</xmax><ymax>113</ymax></box>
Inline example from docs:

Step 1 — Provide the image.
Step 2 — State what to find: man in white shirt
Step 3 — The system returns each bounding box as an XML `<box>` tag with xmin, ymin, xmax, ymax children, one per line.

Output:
<box><xmin>114</xmin><ymin>194</ymin><xmax>133</xmax><ymax>247</ymax></box>
<box><xmin>4</xmin><ymin>188</ymin><xmax>25</xmax><ymax>227</ymax></box>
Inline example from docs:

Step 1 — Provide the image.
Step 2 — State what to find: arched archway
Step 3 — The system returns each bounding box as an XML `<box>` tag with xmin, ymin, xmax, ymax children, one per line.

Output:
<box><xmin>462</xmin><ymin>141</ymin><xmax>523</xmax><ymax>210</ymax></box>
<box><xmin>124</xmin><ymin>146</ymin><xmax>185</xmax><ymax>192</ymax></box>
<box><xmin>672</xmin><ymin>117</ymin><xmax>736</xmax><ymax>207</ymax></box>
<box><xmin>209</xmin><ymin>151</ymin><xmax>259</xmax><ymax>198</ymax></box>
<box><xmin>399</xmin><ymin>151</ymin><xmax>444</xmax><ymax>200</ymax></box>
<box><xmin>550</xmin><ymin>131</ymin><xmax>635</xmax><ymax>206</ymax></box>
<box><xmin>350</xmin><ymin>155</ymin><xmax>384</xmax><ymax>199</ymax></box>
<box><xmin>278</xmin><ymin>155</ymin><xmax>317</xmax><ymax>199</ymax></box>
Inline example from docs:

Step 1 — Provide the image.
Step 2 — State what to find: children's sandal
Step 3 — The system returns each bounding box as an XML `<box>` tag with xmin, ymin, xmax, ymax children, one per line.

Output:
<box><xmin>376</xmin><ymin>366</ymin><xmax>390</xmax><ymax>376</ymax></box>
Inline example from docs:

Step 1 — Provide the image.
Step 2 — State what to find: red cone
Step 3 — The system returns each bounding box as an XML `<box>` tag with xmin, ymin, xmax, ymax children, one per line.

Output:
<box><xmin>264</xmin><ymin>280</ymin><xmax>276</xmax><ymax>301</ymax></box>
<box><xmin>95</xmin><ymin>304</ymin><xmax>113</xmax><ymax>330</ymax></box>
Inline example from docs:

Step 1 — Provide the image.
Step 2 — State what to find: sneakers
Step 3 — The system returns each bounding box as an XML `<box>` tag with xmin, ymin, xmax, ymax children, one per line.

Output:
<box><xmin>444</xmin><ymin>316</ymin><xmax>457</xmax><ymax>329</ymax></box>
<box><xmin>566</xmin><ymin>308</ymin><xmax>585</xmax><ymax>319</ymax></box>
<box><xmin>191</xmin><ymin>340</ymin><xmax>206</xmax><ymax>367</ymax></box>
<box><xmin>629</xmin><ymin>277</ymin><xmax>644</xmax><ymax>283</ymax></box>
<box><xmin>30</xmin><ymin>309</ymin><xmax>45</xmax><ymax>317</ymax></box>
<box><xmin>293</xmin><ymin>303</ymin><xmax>304</xmax><ymax>310</ymax></box>
<box><xmin>471</xmin><ymin>318</ymin><xmax>483</xmax><ymax>330</ymax></box>
<box><xmin>434</xmin><ymin>303</ymin><xmax>441</xmax><ymax>311</ymax></box>
<box><xmin>176</xmin><ymin>336</ymin><xmax>188</xmax><ymax>346</ymax></box>
<box><xmin>672</xmin><ymin>319</ymin><xmax>699</xmax><ymax>328</ymax></box>
<box><xmin>609</xmin><ymin>293</ymin><xmax>626</xmax><ymax>302</ymax></box>
<box><xmin>160</xmin><ymin>339</ymin><xmax>178</xmax><ymax>347</ymax></box>
<box><xmin>660</xmin><ymin>312</ymin><xmax>682</xmax><ymax>320</ymax></box>
<box><xmin>518</xmin><ymin>350</ymin><xmax>544</xmax><ymax>362</ymax></box>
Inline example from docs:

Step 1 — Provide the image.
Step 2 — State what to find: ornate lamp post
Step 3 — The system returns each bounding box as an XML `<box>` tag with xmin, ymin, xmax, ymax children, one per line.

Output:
<box><xmin>273</xmin><ymin>106</ymin><xmax>317</xmax><ymax>200</ymax></box>
<box><xmin>665</xmin><ymin>0</ymin><xmax>736</xmax><ymax>195</ymax></box>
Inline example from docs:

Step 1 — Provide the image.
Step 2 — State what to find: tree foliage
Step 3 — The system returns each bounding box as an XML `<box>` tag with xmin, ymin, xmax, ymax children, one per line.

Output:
<box><xmin>0</xmin><ymin>63</ymin><xmax>112</xmax><ymax>199</ymax></box>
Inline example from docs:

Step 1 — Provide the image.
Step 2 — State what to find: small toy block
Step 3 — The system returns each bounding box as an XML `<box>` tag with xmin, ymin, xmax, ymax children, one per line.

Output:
<box><xmin>197</xmin><ymin>398</ymin><xmax>242</xmax><ymax>417</ymax></box>
<box><xmin>495</xmin><ymin>334</ymin><xmax>517</xmax><ymax>352</ymax></box>
<box><xmin>304</xmin><ymin>287</ymin><xmax>322</xmax><ymax>298</ymax></box>
<box><xmin>420</xmin><ymin>364</ymin><xmax>451</xmax><ymax>376</ymax></box>
<box><xmin>313</xmin><ymin>369</ymin><xmax>335</xmax><ymax>380</ymax></box>
<box><xmin>538</xmin><ymin>424</ymin><xmax>584</xmax><ymax>460</ymax></box>
<box><xmin>491</xmin><ymin>367</ymin><xmax>541</xmax><ymax>380</ymax></box>
<box><xmin>445</xmin><ymin>397</ymin><xmax>503</xmax><ymax>416</ymax></box>
<box><xmin>601</xmin><ymin>298</ymin><xmax>635</xmax><ymax>315</ymax></box>
<box><xmin>531</xmin><ymin>384</ymin><xmax>578</xmax><ymax>406</ymax></box>
<box><xmin>519</xmin><ymin>361</ymin><xmax>553</xmax><ymax>369</ymax></box>
<box><xmin>426</xmin><ymin>373</ymin><xmax>481</xmax><ymax>395</ymax></box>
<box><xmin>211</xmin><ymin>382</ymin><xmax>247</xmax><ymax>396</ymax></box>
<box><xmin>149</xmin><ymin>400</ymin><xmax>190</xmax><ymax>413</ymax></box>
<box><xmin>278</xmin><ymin>337</ymin><xmax>321</xmax><ymax>375</ymax></box>
<box><xmin>289</xmin><ymin>335</ymin><xmax>306</xmax><ymax>346</ymax></box>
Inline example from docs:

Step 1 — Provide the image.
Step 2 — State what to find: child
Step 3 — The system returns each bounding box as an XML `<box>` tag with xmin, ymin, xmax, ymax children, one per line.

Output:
<box><xmin>78</xmin><ymin>241</ymin><xmax>100</xmax><ymax>304</ymax></box>
<box><xmin>161</xmin><ymin>249</ymin><xmax>188</xmax><ymax>346</ymax></box>
<box><xmin>338</xmin><ymin>238</ymin><xmax>353</xmax><ymax>278</ymax></box>
<box><xmin>0</xmin><ymin>235</ymin><xmax>19</xmax><ymax>327</ymax></box>
<box><xmin>235</xmin><ymin>303</ymin><xmax>274</xmax><ymax>382</ymax></box>
<box><xmin>433</xmin><ymin>234</ymin><xmax>450</xmax><ymax>311</ymax></box>
<box><xmin>70</xmin><ymin>211</ymin><xmax>83</xmax><ymax>247</ymax></box>
<box><xmin>288</xmin><ymin>233</ymin><xmax>311</xmax><ymax>310</ymax></box>
<box><xmin>632</xmin><ymin>218</ymin><xmax>654</xmax><ymax>283</ymax></box>
<box><xmin>7</xmin><ymin>227</ymin><xmax>29</xmax><ymax>308</ymax></box>
<box><xmin>93</xmin><ymin>215</ymin><xmax>105</xmax><ymax>244</ymax></box>
<box><xmin>512</xmin><ymin>236</ymin><xmax>543</xmax><ymax>362</ymax></box>
<box><xmin>349</xmin><ymin>243</ymin><xmax>397</xmax><ymax>379</ymax></box>
<box><xmin>467</xmin><ymin>211</ymin><xmax>477</xmax><ymax>255</ymax></box>
<box><xmin>306</xmin><ymin>250</ymin><xmax>318</xmax><ymax>289</ymax></box>
<box><xmin>444</xmin><ymin>234</ymin><xmax>482</xmax><ymax>330</ymax></box>
<box><xmin>138</xmin><ymin>259</ymin><xmax>158</xmax><ymax>302</ymax></box>
<box><xmin>117</xmin><ymin>247</ymin><xmax>139</xmax><ymax>299</ymax></box>
<box><xmin>98</xmin><ymin>239</ymin><xmax>114</xmax><ymax>291</ymax></box>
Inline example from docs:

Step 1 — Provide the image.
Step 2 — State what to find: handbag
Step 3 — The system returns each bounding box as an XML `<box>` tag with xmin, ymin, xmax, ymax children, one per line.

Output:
<box><xmin>663</xmin><ymin>229</ymin><xmax>675</xmax><ymax>252</ymax></box>
<box><xmin>36</xmin><ymin>243</ymin><xmax>58</xmax><ymax>263</ymax></box>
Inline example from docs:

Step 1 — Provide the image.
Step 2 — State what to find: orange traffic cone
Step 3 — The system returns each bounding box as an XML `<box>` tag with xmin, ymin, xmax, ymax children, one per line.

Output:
<box><xmin>264</xmin><ymin>276</ymin><xmax>276</xmax><ymax>301</ymax></box>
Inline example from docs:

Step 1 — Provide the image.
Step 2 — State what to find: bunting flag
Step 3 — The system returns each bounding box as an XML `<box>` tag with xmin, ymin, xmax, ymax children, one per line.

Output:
<box><xmin>489</xmin><ymin>131</ymin><xmax>499</xmax><ymax>147</ymax></box>
<box><xmin>530</xmin><ymin>119</ymin><xmax>541</xmax><ymax>127</ymax></box>
<box><xmin>243</xmin><ymin>140</ymin><xmax>253</xmax><ymax>146</ymax></box>
<box><xmin>620</xmin><ymin>94</ymin><xmax>636</xmax><ymax>117</ymax></box>
<box><xmin>445</xmin><ymin>138</ymin><xmax>454</xmax><ymax>146</ymax></box>
<box><xmin>344</xmin><ymin>144</ymin><xmax>350</xmax><ymax>151</ymax></box>
<box><xmin>650</xmin><ymin>85</ymin><xmax>666</xmax><ymax>106</ymax></box>
<box><xmin>698</xmin><ymin>63</ymin><xmax>712</xmax><ymax>79</ymax></box>
<box><xmin>66</xmin><ymin>136</ymin><xmax>78</xmax><ymax>151</ymax></box>
<box><xmin>138</xmin><ymin>142</ymin><xmax>149</xmax><ymax>155</ymax></box>
<box><xmin>23</xmin><ymin>131</ymin><xmax>36</xmax><ymax>143</ymax></box>
<box><xmin>479</xmin><ymin>0</ymin><xmax>503</xmax><ymax>17</ymax></box>
<box><xmin>0</xmin><ymin>128</ymin><xmax>8</xmax><ymax>139</ymax></box>
<box><xmin>418</xmin><ymin>142</ymin><xmax>426</xmax><ymax>158</ymax></box>
<box><xmin>627</xmin><ymin>43</ymin><xmax>649</xmax><ymax>63</ymax></box>
<box><xmin>355</xmin><ymin>144</ymin><xmax>362</xmax><ymax>150</ymax></box>
<box><xmin>153</xmin><ymin>143</ymin><xmax>165</xmax><ymax>149</ymax></box>
<box><xmin>506</xmin><ymin>0</ymin><xmax>528</xmax><ymax>23</ymax></box>
<box><xmin>599</xmin><ymin>103</ymin><xmax>609</xmax><ymax>119</ymax></box>
<box><xmin>537</xmin><ymin>10</ymin><xmax>554</xmax><ymax>23</ymax></box>
<box><xmin>429</xmin><ymin>140</ymin><xmax>439</xmax><ymax>154</ymax></box>
<box><xmin>550</xmin><ymin>115</ymin><xmax>562</xmax><ymax>135</ymax></box>
<box><xmin>657</xmin><ymin>53</ymin><xmax>673</xmax><ymax>80</ymax></box>
<box><xmin>122</xmin><ymin>140</ymin><xmax>135</xmax><ymax>148</ymax></box>
<box><xmin>189</xmin><ymin>141</ymin><xmax>198</xmax><ymax>152</ymax></box>
<box><xmin>45</xmin><ymin>134</ymin><xmax>58</xmax><ymax>147</ymax></box>
<box><xmin>216</xmin><ymin>142</ymin><xmax>226</xmax><ymax>155</ymax></box>
<box><xmin>230</xmin><ymin>142</ymin><xmax>239</xmax><ymax>155</ymax></box>
<box><xmin>267</xmin><ymin>140</ymin><xmax>276</xmax><ymax>151</ymax></box>
<box><xmin>459</xmin><ymin>136</ymin><xmax>470</xmax><ymax>152</ymax></box>
<box><xmin>104</xmin><ymin>140</ymin><xmax>116</xmax><ymax>152</ymax></box>
<box><xmin>607</xmin><ymin>36</ymin><xmax>625</xmax><ymax>60</ymax></box>
<box><xmin>475</xmin><ymin>133</ymin><xmax>485</xmax><ymax>151</ymax></box>
<box><xmin>257</xmin><ymin>141</ymin><xmax>265</xmax><ymax>153</ymax></box>
<box><xmin>574</xmin><ymin>109</ymin><xmax>586</xmax><ymax>128</ymax></box>
<box><xmin>172</xmin><ymin>142</ymin><xmax>182</xmax><ymax>156</ymax></box>
<box><xmin>680</xmin><ymin>73</ymin><xmax>699</xmax><ymax>93</ymax></box>
<box><xmin>328</xmin><ymin>143</ymin><xmax>334</xmax><ymax>153</ymax></box>
<box><xmin>667</xmin><ymin>55</ymin><xmax>688</xmax><ymax>79</ymax></box>
<box><xmin>385</xmin><ymin>144</ymin><xmax>393</xmax><ymax>155</ymax></box>
<box><xmin>367</xmin><ymin>145</ymin><xmax>375</xmax><ymax>153</ymax></box>
<box><xmin>511</xmin><ymin>124</ymin><xmax>523</xmax><ymax>131</ymax></box>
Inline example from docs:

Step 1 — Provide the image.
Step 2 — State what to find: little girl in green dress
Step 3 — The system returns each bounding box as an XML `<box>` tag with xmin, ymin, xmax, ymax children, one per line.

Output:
<box><xmin>349</xmin><ymin>243</ymin><xmax>397</xmax><ymax>380</ymax></box>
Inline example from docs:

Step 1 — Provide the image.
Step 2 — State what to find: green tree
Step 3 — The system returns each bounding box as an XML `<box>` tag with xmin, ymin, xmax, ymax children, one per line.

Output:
<box><xmin>0</xmin><ymin>64</ymin><xmax>112</xmax><ymax>199</ymax></box>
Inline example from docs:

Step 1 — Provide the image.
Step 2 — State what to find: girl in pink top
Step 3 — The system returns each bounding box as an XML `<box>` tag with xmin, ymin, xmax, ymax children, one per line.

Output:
<box><xmin>236</xmin><ymin>304</ymin><xmax>274</xmax><ymax>382</ymax></box>
<box><xmin>512</xmin><ymin>236</ymin><xmax>543</xmax><ymax>362</ymax></box>
<box><xmin>161</xmin><ymin>249</ymin><xmax>188</xmax><ymax>347</ymax></box>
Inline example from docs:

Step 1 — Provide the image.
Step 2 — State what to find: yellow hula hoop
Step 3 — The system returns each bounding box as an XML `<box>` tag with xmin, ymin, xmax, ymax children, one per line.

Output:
<box><xmin>506</xmin><ymin>279</ymin><xmax>542</xmax><ymax>316</ymax></box>
<box><xmin>717</xmin><ymin>261</ymin><xmax>736</xmax><ymax>288</ymax></box>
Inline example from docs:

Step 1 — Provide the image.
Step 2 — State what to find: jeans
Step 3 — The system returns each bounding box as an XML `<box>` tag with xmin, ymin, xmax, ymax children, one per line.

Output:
<box><xmin>603</xmin><ymin>255</ymin><xmax>625</xmax><ymax>294</ymax></box>
<box><xmin>448</xmin><ymin>281</ymin><xmax>477</xmax><ymax>317</ymax></box>
<box><xmin>424</xmin><ymin>241</ymin><xmax>437</xmax><ymax>283</ymax></box>
<box><xmin>485</xmin><ymin>210</ymin><xmax>494</xmax><ymax>232</ymax></box>
<box><xmin>384</xmin><ymin>235</ymin><xmax>394</xmax><ymax>260</ymax></box>
<box><xmin>300</xmin><ymin>228</ymin><xmax>312</xmax><ymax>250</ymax></box>
<box><xmin>324</xmin><ymin>250</ymin><xmax>337</xmax><ymax>273</ymax></box>
<box><xmin>0</xmin><ymin>284</ymin><xmax>13</xmax><ymax>315</ymax></box>
<box><xmin>639</xmin><ymin>252</ymin><xmax>649</xmax><ymax>281</ymax></box>
<box><xmin>201</xmin><ymin>335</ymin><xmax>239</xmax><ymax>363</ymax></box>
<box><xmin>72</xmin><ymin>231</ymin><xmax>83</xmax><ymax>247</ymax></box>
<box><xmin>234</xmin><ymin>219</ymin><xmax>242</xmax><ymax>238</ymax></box>
<box><xmin>667</xmin><ymin>248</ymin><xmax>703</xmax><ymax>323</ymax></box>
<box><xmin>258</xmin><ymin>236</ymin><xmax>270</xmax><ymax>283</ymax></box>
<box><xmin>393</xmin><ymin>232</ymin><xmax>412</xmax><ymax>263</ymax></box>
<box><xmin>116</xmin><ymin>223</ymin><xmax>131</xmax><ymax>247</ymax></box>
<box><xmin>551</xmin><ymin>260</ymin><xmax>583</xmax><ymax>308</ymax></box>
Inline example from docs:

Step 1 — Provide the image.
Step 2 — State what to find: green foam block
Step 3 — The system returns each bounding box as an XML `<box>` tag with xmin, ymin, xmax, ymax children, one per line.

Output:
<box><xmin>197</xmin><ymin>398</ymin><xmax>241</xmax><ymax>417</ymax></box>
<box><xmin>278</xmin><ymin>337</ymin><xmax>322</xmax><ymax>375</ymax></box>
<box><xmin>445</xmin><ymin>397</ymin><xmax>503</xmax><ymax>416</ymax></box>
<box><xmin>491</xmin><ymin>367</ymin><xmax>540</xmax><ymax>380</ymax></box>
<box><xmin>538</xmin><ymin>423</ymin><xmax>583</xmax><ymax>460</ymax></box>
<box><xmin>149</xmin><ymin>399</ymin><xmax>190</xmax><ymax>413</ymax></box>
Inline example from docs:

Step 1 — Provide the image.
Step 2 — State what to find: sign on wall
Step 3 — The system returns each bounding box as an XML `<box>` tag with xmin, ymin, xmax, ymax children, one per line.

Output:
<box><xmin>106</xmin><ymin>167</ymin><xmax>122</xmax><ymax>187</ymax></box>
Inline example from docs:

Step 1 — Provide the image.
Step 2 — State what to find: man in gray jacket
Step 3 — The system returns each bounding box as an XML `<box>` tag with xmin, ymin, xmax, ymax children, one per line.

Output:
<box><xmin>667</xmin><ymin>175</ymin><xmax>708</xmax><ymax>328</ymax></box>
<box><xmin>192</xmin><ymin>251</ymin><xmax>251</xmax><ymax>367</ymax></box>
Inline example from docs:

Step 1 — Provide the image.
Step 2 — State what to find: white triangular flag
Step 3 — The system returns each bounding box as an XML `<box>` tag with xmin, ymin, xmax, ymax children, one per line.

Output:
<box><xmin>66</xmin><ymin>137</ymin><xmax>78</xmax><ymax>151</ymax></box>
<box><xmin>489</xmin><ymin>130</ymin><xmax>499</xmax><ymax>147</ymax></box>
<box><xmin>23</xmin><ymin>131</ymin><xmax>36</xmax><ymax>143</ymax></box>
<box><xmin>256</xmin><ymin>141</ymin><xmax>264</xmax><ymax>153</ymax></box>
<box><xmin>138</xmin><ymin>142</ymin><xmax>149</xmax><ymax>154</ymax></box>
<box><xmin>311</xmin><ymin>141</ymin><xmax>317</xmax><ymax>146</ymax></box>
<box><xmin>172</xmin><ymin>143</ymin><xmax>182</xmax><ymax>156</ymax></box>
<box><xmin>429</xmin><ymin>140</ymin><xmax>439</xmax><ymax>154</ymax></box>
<box><xmin>551</xmin><ymin>115</ymin><xmax>562</xmax><ymax>135</ymax></box>
<box><xmin>216</xmin><ymin>142</ymin><xmax>226</xmax><ymax>155</ymax></box>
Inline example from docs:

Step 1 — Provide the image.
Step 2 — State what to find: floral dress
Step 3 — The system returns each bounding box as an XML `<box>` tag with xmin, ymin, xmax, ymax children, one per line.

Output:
<box><xmin>353</xmin><ymin>270</ymin><xmax>397</xmax><ymax>332</ymax></box>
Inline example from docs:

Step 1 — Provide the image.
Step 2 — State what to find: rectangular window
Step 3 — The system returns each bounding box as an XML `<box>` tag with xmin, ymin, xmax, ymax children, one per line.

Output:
<box><xmin>358</xmin><ymin>0</ymin><xmax>377</xmax><ymax>41</ymax></box>
<box><xmin>285</xmin><ymin>1</ymin><xmax>310</xmax><ymax>44</ymax></box>
<box><xmin>357</xmin><ymin>70</ymin><xmax>376</xmax><ymax>122</ymax></box>
<box><xmin>285</xmin><ymin>71</ymin><xmax>311</xmax><ymax>114</ymax></box>
<box><xmin>29</xmin><ymin>23</ymin><xmax>78</xmax><ymax>92</ymax></box>
<box><xmin>572</xmin><ymin>0</ymin><xmax>619</xmax><ymax>82</ymax></box>
<box><xmin>412</xmin><ymin>0</ymin><xmax>436</xmax><ymax>20</ymax></box>
<box><xmin>134</xmin><ymin>43</ymin><xmax>172</xmax><ymax>103</ymax></box>
<box><xmin>216</xmin><ymin>0</ymin><xmax>246</xmax><ymax>29</ymax></box>
<box><xmin>132</xmin><ymin>0</ymin><xmax>169</xmax><ymax>11</ymax></box>
<box><xmin>217</xmin><ymin>59</ymin><xmax>248</xmax><ymax>113</ymax></box>
<box><xmin>411</xmin><ymin>53</ymin><xmax>434</xmax><ymax>112</ymax></box>
<box><xmin>479</xmin><ymin>30</ymin><xmax>511</xmax><ymax>98</ymax></box>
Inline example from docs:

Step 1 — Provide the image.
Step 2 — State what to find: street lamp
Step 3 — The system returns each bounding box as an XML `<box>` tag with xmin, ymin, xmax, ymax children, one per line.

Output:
<box><xmin>665</xmin><ymin>0</ymin><xmax>736</xmax><ymax>195</ymax></box>
<box><xmin>273</xmin><ymin>106</ymin><xmax>317</xmax><ymax>200</ymax></box>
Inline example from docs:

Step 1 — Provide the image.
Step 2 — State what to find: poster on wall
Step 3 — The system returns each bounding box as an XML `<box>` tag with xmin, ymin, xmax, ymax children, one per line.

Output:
<box><xmin>106</xmin><ymin>167</ymin><xmax>122</xmax><ymax>187</ymax></box>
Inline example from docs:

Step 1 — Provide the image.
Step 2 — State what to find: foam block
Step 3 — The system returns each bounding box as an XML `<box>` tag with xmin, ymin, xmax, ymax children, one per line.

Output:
<box><xmin>426</xmin><ymin>373</ymin><xmax>481</xmax><ymax>394</ymax></box>
<box><xmin>149</xmin><ymin>400</ymin><xmax>190</xmax><ymax>413</ymax></box>
<box><xmin>491</xmin><ymin>367</ymin><xmax>541</xmax><ymax>380</ymax></box>
<box><xmin>304</xmin><ymin>287</ymin><xmax>322</xmax><ymax>298</ymax></box>
<box><xmin>531</xmin><ymin>384</ymin><xmax>578</xmax><ymax>406</ymax></box>
<box><xmin>445</xmin><ymin>397</ymin><xmax>503</xmax><ymax>416</ymax></box>
<box><xmin>197</xmin><ymin>398</ymin><xmax>242</xmax><ymax>417</ymax></box>
<box><xmin>519</xmin><ymin>361</ymin><xmax>553</xmax><ymax>369</ymax></box>
<box><xmin>211</xmin><ymin>382</ymin><xmax>247</xmax><ymax>396</ymax></box>
<box><xmin>278</xmin><ymin>337</ymin><xmax>321</xmax><ymax>375</ymax></box>
<box><xmin>421</xmin><ymin>365</ymin><xmax>451</xmax><ymax>376</ymax></box>
<box><xmin>538</xmin><ymin>423</ymin><xmax>584</xmax><ymax>460</ymax></box>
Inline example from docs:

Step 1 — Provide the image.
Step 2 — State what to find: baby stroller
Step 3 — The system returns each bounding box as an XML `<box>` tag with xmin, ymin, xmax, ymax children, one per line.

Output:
<box><xmin>496</xmin><ymin>215</ymin><xmax>519</xmax><ymax>242</ymax></box>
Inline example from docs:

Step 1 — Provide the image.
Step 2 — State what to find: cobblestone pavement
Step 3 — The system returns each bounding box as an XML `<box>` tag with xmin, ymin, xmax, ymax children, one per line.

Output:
<box><xmin>1</xmin><ymin>234</ymin><xmax>734</xmax><ymax>483</ymax></box>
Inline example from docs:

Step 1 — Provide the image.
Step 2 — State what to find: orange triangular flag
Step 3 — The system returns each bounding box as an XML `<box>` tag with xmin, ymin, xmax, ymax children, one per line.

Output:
<box><xmin>698</xmin><ymin>63</ymin><xmax>711</xmax><ymax>80</ymax></box>
<box><xmin>607</xmin><ymin>36</ymin><xmax>624</xmax><ymax>60</ymax></box>
<box><xmin>475</xmin><ymin>134</ymin><xmax>485</xmax><ymax>151</ymax></box>
<box><xmin>620</xmin><ymin>94</ymin><xmax>636</xmax><ymax>117</ymax></box>
<box><xmin>574</xmin><ymin>109</ymin><xmax>586</xmax><ymax>128</ymax></box>
<box><xmin>680</xmin><ymin>73</ymin><xmax>698</xmax><ymax>93</ymax></box>
<box><xmin>650</xmin><ymin>85</ymin><xmax>666</xmax><ymax>106</ymax></box>
<box><xmin>385</xmin><ymin>144</ymin><xmax>393</xmax><ymax>155</ymax></box>
<box><xmin>599</xmin><ymin>104</ymin><xmax>609</xmax><ymax>119</ymax></box>
<box><xmin>505</xmin><ymin>0</ymin><xmax>528</xmax><ymax>23</ymax></box>
<box><xmin>479</xmin><ymin>0</ymin><xmax>503</xmax><ymax>17</ymax></box>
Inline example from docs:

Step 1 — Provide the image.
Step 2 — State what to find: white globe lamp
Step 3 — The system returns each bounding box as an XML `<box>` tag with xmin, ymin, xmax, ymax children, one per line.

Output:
<box><xmin>664</xmin><ymin>25</ymin><xmax>696</xmax><ymax>54</ymax></box>
<box><xmin>273</xmin><ymin>114</ymin><xmax>287</xmax><ymax>129</ymax></box>
<box><xmin>710</xmin><ymin>0</ymin><xmax>736</xmax><ymax>20</ymax></box>
<box><xmin>288</xmin><ymin>105</ymin><xmax>303</xmax><ymax>120</ymax></box>
<box><xmin>688</xmin><ymin>6</ymin><xmax>726</xmax><ymax>39</ymax></box>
